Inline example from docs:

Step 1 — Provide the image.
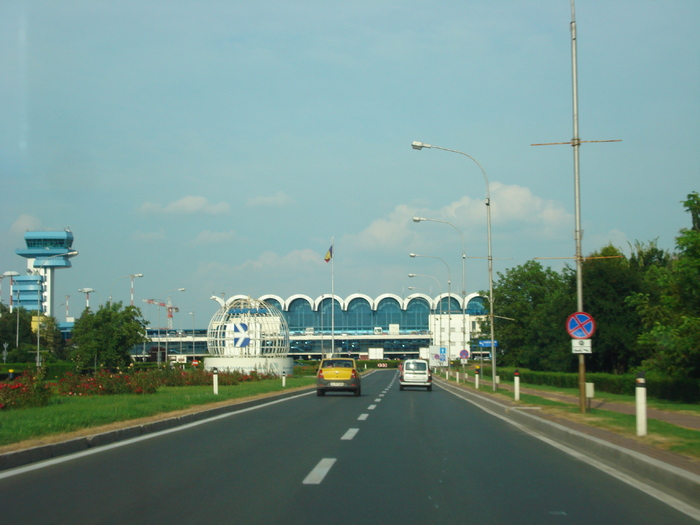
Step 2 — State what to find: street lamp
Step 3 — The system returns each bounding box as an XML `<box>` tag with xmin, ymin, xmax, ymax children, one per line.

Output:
<box><xmin>4</xmin><ymin>271</ymin><xmax>20</xmax><ymax>348</ymax></box>
<box><xmin>110</xmin><ymin>273</ymin><xmax>144</xmax><ymax>306</ymax></box>
<box><xmin>408</xmin><ymin>273</ymin><xmax>443</xmax><ymax>353</ymax></box>
<box><xmin>3</xmin><ymin>271</ymin><xmax>20</xmax><ymax>314</ymax></box>
<box><xmin>35</xmin><ymin>251</ymin><xmax>78</xmax><ymax>366</ymax></box>
<box><xmin>188</xmin><ymin>295</ymin><xmax>216</xmax><ymax>360</ymax></box>
<box><xmin>160</xmin><ymin>288</ymin><xmax>185</xmax><ymax>364</ymax></box>
<box><xmin>410</xmin><ymin>253</ymin><xmax>452</xmax><ymax>369</ymax></box>
<box><xmin>412</xmin><ymin>141</ymin><xmax>497</xmax><ymax>391</ymax></box>
<box><xmin>78</xmin><ymin>288</ymin><xmax>95</xmax><ymax>309</ymax></box>
<box><xmin>413</xmin><ymin>216</ymin><xmax>468</xmax><ymax>361</ymax></box>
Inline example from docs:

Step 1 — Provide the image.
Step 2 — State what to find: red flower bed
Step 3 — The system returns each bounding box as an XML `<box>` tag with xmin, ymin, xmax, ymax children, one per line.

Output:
<box><xmin>0</xmin><ymin>370</ymin><xmax>52</xmax><ymax>410</ymax></box>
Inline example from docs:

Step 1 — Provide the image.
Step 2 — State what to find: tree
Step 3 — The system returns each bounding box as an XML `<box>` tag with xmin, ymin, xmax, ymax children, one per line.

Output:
<box><xmin>0</xmin><ymin>304</ymin><xmax>47</xmax><ymax>363</ymax></box>
<box><xmin>628</xmin><ymin>192</ymin><xmax>700</xmax><ymax>377</ymax></box>
<box><xmin>488</xmin><ymin>260</ymin><xmax>575</xmax><ymax>372</ymax></box>
<box><xmin>580</xmin><ymin>244</ymin><xmax>646</xmax><ymax>374</ymax></box>
<box><xmin>69</xmin><ymin>302</ymin><xmax>148</xmax><ymax>369</ymax></box>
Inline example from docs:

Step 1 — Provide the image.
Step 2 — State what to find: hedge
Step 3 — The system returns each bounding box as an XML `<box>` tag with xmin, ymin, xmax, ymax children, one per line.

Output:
<box><xmin>485</xmin><ymin>367</ymin><xmax>700</xmax><ymax>404</ymax></box>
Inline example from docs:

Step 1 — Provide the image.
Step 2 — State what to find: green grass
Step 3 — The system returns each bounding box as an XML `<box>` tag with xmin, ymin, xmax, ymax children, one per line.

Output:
<box><xmin>0</xmin><ymin>377</ymin><xmax>316</xmax><ymax>447</ymax></box>
<box><xmin>443</xmin><ymin>375</ymin><xmax>700</xmax><ymax>460</ymax></box>
<box><xmin>444</xmin><ymin>370</ymin><xmax>700</xmax><ymax>413</ymax></box>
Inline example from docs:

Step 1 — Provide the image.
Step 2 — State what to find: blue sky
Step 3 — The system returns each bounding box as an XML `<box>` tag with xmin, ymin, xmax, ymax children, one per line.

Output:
<box><xmin>1</xmin><ymin>0</ymin><xmax>698</xmax><ymax>329</ymax></box>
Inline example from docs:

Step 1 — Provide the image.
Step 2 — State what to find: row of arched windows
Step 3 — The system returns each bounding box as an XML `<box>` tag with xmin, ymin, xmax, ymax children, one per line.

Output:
<box><xmin>237</xmin><ymin>293</ymin><xmax>487</xmax><ymax>334</ymax></box>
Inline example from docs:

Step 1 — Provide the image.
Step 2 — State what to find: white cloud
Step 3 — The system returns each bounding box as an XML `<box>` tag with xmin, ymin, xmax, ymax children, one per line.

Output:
<box><xmin>139</xmin><ymin>196</ymin><xmax>230</xmax><ymax>215</ymax></box>
<box><xmin>344</xmin><ymin>183</ymin><xmax>573</xmax><ymax>257</ymax></box>
<box><xmin>189</xmin><ymin>229</ymin><xmax>237</xmax><ymax>246</ymax></box>
<box><xmin>489</xmin><ymin>183</ymin><xmax>572</xmax><ymax>239</ymax></box>
<box><xmin>10</xmin><ymin>214</ymin><xmax>42</xmax><ymax>235</ymax></box>
<box><xmin>345</xmin><ymin>203</ymin><xmax>418</xmax><ymax>251</ymax></box>
<box><xmin>246</xmin><ymin>191</ymin><xmax>292</xmax><ymax>207</ymax></box>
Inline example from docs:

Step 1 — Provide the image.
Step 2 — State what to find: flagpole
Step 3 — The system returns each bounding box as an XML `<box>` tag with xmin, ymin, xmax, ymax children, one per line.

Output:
<box><xmin>331</xmin><ymin>237</ymin><xmax>335</xmax><ymax>358</ymax></box>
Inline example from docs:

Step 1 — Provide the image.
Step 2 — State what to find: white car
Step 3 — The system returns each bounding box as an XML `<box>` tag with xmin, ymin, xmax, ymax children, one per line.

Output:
<box><xmin>399</xmin><ymin>359</ymin><xmax>432</xmax><ymax>391</ymax></box>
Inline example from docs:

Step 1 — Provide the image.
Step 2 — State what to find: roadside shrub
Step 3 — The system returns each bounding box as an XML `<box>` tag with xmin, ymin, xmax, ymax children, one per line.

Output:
<box><xmin>56</xmin><ymin>370</ymin><xmax>160</xmax><ymax>396</ymax></box>
<box><xmin>495</xmin><ymin>367</ymin><xmax>700</xmax><ymax>403</ymax></box>
<box><xmin>0</xmin><ymin>369</ymin><xmax>52</xmax><ymax>410</ymax></box>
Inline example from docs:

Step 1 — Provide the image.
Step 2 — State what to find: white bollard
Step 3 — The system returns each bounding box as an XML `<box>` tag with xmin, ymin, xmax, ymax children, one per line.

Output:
<box><xmin>586</xmin><ymin>382</ymin><xmax>595</xmax><ymax>410</ymax></box>
<box><xmin>514</xmin><ymin>370</ymin><xmax>520</xmax><ymax>401</ymax></box>
<box><xmin>213</xmin><ymin>367</ymin><xmax>219</xmax><ymax>395</ymax></box>
<box><xmin>636</xmin><ymin>372</ymin><xmax>647</xmax><ymax>436</ymax></box>
<box><xmin>475</xmin><ymin>370</ymin><xmax>480</xmax><ymax>390</ymax></box>
<box><xmin>282</xmin><ymin>371</ymin><xmax>286</xmax><ymax>387</ymax></box>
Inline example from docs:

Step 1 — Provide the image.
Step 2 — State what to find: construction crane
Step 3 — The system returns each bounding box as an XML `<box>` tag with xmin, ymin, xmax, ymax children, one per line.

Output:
<box><xmin>143</xmin><ymin>299</ymin><xmax>180</xmax><ymax>329</ymax></box>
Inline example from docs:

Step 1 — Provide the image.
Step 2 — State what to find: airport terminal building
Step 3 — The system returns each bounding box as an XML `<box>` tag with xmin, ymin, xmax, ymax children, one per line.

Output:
<box><xmin>144</xmin><ymin>292</ymin><xmax>489</xmax><ymax>362</ymax></box>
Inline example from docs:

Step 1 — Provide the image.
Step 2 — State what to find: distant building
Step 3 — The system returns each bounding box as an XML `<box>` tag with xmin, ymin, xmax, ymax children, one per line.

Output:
<box><xmin>14</xmin><ymin>229</ymin><xmax>77</xmax><ymax>317</ymax></box>
<box><xmin>137</xmin><ymin>292</ymin><xmax>488</xmax><ymax>362</ymax></box>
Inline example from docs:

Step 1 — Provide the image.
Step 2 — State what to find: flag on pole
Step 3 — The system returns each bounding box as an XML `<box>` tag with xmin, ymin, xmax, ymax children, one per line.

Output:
<box><xmin>324</xmin><ymin>245</ymin><xmax>333</xmax><ymax>263</ymax></box>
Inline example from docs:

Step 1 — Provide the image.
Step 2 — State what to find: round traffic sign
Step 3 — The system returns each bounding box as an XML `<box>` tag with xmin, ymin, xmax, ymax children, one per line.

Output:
<box><xmin>459</xmin><ymin>349</ymin><xmax>470</xmax><ymax>359</ymax></box>
<box><xmin>566</xmin><ymin>312</ymin><xmax>596</xmax><ymax>339</ymax></box>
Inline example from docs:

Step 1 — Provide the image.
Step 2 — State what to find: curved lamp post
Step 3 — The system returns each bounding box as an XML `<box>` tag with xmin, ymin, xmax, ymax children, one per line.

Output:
<box><xmin>410</xmin><ymin>253</ymin><xmax>452</xmax><ymax>370</ymax></box>
<box><xmin>110</xmin><ymin>273</ymin><xmax>144</xmax><ymax>306</ymax></box>
<box><xmin>413</xmin><ymin>216</ymin><xmax>468</xmax><ymax>361</ymax></box>
<box><xmin>412</xmin><ymin>141</ymin><xmax>497</xmax><ymax>391</ymax></box>
<box><xmin>408</xmin><ymin>273</ymin><xmax>443</xmax><ymax>353</ymax></box>
<box><xmin>4</xmin><ymin>271</ymin><xmax>20</xmax><ymax>348</ymax></box>
<box><xmin>160</xmin><ymin>288</ymin><xmax>185</xmax><ymax>364</ymax></box>
<box><xmin>36</xmin><ymin>251</ymin><xmax>79</xmax><ymax>366</ymax></box>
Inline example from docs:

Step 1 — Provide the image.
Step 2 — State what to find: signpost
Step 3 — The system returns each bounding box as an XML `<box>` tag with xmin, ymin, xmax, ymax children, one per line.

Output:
<box><xmin>566</xmin><ymin>311</ymin><xmax>595</xmax><ymax>412</ymax></box>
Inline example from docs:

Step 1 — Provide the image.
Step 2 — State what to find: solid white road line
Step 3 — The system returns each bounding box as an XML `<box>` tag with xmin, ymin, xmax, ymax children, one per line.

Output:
<box><xmin>438</xmin><ymin>381</ymin><xmax>700</xmax><ymax>521</ymax></box>
<box><xmin>0</xmin><ymin>389</ymin><xmax>316</xmax><ymax>481</ymax></box>
<box><xmin>341</xmin><ymin>428</ymin><xmax>359</xmax><ymax>440</ymax></box>
<box><xmin>303</xmin><ymin>458</ymin><xmax>337</xmax><ymax>485</ymax></box>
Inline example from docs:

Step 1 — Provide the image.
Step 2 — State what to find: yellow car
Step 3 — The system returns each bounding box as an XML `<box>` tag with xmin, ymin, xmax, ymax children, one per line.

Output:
<box><xmin>316</xmin><ymin>358</ymin><xmax>362</xmax><ymax>396</ymax></box>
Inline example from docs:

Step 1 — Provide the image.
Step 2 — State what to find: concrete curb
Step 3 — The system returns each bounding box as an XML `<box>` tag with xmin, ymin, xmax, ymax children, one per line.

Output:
<box><xmin>436</xmin><ymin>378</ymin><xmax>700</xmax><ymax>507</ymax></box>
<box><xmin>0</xmin><ymin>387</ymin><xmax>312</xmax><ymax>472</ymax></box>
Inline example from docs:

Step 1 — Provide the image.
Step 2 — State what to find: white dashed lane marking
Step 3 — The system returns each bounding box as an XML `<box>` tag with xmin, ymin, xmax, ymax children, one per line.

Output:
<box><xmin>303</xmin><ymin>458</ymin><xmax>336</xmax><ymax>485</ymax></box>
<box><xmin>368</xmin><ymin>404</ymin><xmax>377</xmax><ymax>410</ymax></box>
<box><xmin>358</xmin><ymin>414</ymin><xmax>369</xmax><ymax>420</ymax></box>
<box><xmin>341</xmin><ymin>428</ymin><xmax>359</xmax><ymax>440</ymax></box>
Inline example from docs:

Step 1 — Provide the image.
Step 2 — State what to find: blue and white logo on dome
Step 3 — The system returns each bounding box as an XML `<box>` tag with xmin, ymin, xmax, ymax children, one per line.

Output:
<box><xmin>233</xmin><ymin>323</ymin><xmax>250</xmax><ymax>347</ymax></box>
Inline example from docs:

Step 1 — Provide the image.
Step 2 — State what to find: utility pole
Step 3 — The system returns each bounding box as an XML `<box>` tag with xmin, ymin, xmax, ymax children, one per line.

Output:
<box><xmin>531</xmin><ymin>1</ymin><xmax>620</xmax><ymax>413</ymax></box>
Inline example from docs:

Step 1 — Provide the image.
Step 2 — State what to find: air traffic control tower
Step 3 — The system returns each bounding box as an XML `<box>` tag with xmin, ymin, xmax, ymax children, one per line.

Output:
<box><xmin>15</xmin><ymin>229</ymin><xmax>77</xmax><ymax>317</ymax></box>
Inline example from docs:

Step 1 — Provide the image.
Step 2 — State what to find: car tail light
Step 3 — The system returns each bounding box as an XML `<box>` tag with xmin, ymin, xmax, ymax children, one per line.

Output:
<box><xmin>317</xmin><ymin>369</ymin><xmax>324</xmax><ymax>379</ymax></box>
<box><xmin>351</xmin><ymin>369</ymin><xmax>358</xmax><ymax>379</ymax></box>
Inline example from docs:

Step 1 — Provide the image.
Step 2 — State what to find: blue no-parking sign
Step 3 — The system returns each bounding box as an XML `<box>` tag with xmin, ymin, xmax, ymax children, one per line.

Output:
<box><xmin>566</xmin><ymin>312</ymin><xmax>596</xmax><ymax>339</ymax></box>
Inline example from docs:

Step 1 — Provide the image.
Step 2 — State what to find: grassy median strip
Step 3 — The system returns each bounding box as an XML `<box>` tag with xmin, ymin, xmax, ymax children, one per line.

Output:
<box><xmin>0</xmin><ymin>377</ymin><xmax>316</xmax><ymax>448</ymax></box>
<box><xmin>447</xmin><ymin>378</ymin><xmax>700</xmax><ymax>460</ymax></box>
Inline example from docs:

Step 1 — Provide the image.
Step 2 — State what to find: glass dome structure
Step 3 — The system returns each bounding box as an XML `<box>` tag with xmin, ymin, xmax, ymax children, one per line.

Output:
<box><xmin>207</xmin><ymin>297</ymin><xmax>289</xmax><ymax>358</ymax></box>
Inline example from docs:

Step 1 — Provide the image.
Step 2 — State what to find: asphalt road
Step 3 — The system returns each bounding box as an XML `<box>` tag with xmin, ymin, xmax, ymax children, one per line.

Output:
<box><xmin>0</xmin><ymin>370</ymin><xmax>697</xmax><ymax>524</ymax></box>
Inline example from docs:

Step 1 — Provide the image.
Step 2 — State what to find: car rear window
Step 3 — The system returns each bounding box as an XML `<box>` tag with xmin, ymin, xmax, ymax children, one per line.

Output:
<box><xmin>405</xmin><ymin>361</ymin><xmax>427</xmax><ymax>371</ymax></box>
<box><xmin>322</xmin><ymin>360</ymin><xmax>353</xmax><ymax>368</ymax></box>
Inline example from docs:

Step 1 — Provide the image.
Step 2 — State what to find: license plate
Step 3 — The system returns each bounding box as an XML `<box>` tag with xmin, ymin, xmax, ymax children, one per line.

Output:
<box><xmin>330</xmin><ymin>382</ymin><xmax>345</xmax><ymax>387</ymax></box>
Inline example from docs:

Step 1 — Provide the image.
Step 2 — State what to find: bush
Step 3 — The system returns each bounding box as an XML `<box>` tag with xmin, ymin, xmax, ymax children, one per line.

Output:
<box><xmin>0</xmin><ymin>368</ymin><xmax>52</xmax><ymax>410</ymax></box>
<box><xmin>495</xmin><ymin>367</ymin><xmax>700</xmax><ymax>403</ymax></box>
<box><xmin>56</xmin><ymin>370</ymin><xmax>160</xmax><ymax>396</ymax></box>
